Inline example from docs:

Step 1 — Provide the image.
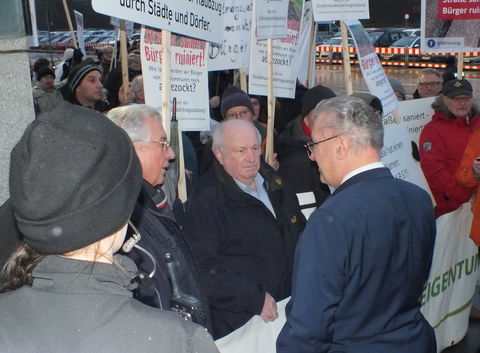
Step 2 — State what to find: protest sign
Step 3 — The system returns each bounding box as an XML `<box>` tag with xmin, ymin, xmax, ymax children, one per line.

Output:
<box><xmin>110</xmin><ymin>17</ymin><xmax>135</xmax><ymax>37</ymax></box>
<box><xmin>421</xmin><ymin>0</ymin><xmax>480</xmax><ymax>52</ymax></box>
<box><xmin>311</xmin><ymin>0</ymin><xmax>369</xmax><ymax>21</ymax></box>
<box><xmin>255</xmin><ymin>0</ymin><xmax>289</xmax><ymax>40</ymax></box>
<box><xmin>74</xmin><ymin>10</ymin><xmax>86</xmax><ymax>56</ymax></box>
<box><xmin>344</xmin><ymin>20</ymin><xmax>398</xmax><ymax>115</ymax></box>
<box><xmin>295</xmin><ymin>0</ymin><xmax>315</xmax><ymax>87</ymax></box>
<box><xmin>381</xmin><ymin>99</ymin><xmax>433</xmax><ymax>193</ymax></box>
<box><xmin>92</xmin><ymin>0</ymin><xmax>224</xmax><ymax>43</ymax></box>
<box><xmin>216</xmin><ymin>298</ymin><xmax>289</xmax><ymax>353</ymax></box>
<box><xmin>249</xmin><ymin>0</ymin><xmax>304</xmax><ymax>99</ymax></box>
<box><xmin>421</xmin><ymin>203</ymin><xmax>477</xmax><ymax>352</ymax></box>
<box><xmin>208</xmin><ymin>0</ymin><xmax>252</xmax><ymax>71</ymax></box>
<box><xmin>141</xmin><ymin>27</ymin><xmax>210</xmax><ymax>131</ymax></box>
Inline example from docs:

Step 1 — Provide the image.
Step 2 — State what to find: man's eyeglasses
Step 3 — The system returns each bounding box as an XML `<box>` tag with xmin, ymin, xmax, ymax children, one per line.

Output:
<box><xmin>150</xmin><ymin>140</ymin><xmax>171</xmax><ymax>151</ymax></box>
<box><xmin>418</xmin><ymin>81</ymin><xmax>442</xmax><ymax>87</ymax></box>
<box><xmin>305</xmin><ymin>135</ymin><xmax>338</xmax><ymax>156</ymax></box>
<box><xmin>225</xmin><ymin>109</ymin><xmax>251</xmax><ymax>120</ymax></box>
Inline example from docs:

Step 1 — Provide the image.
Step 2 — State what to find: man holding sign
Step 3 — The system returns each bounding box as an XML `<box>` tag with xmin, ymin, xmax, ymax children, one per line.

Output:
<box><xmin>277</xmin><ymin>96</ymin><xmax>436</xmax><ymax>353</ymax></box>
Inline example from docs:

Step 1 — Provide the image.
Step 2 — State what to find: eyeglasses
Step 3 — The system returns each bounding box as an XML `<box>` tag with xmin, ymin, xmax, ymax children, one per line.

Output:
<box><xmin>305</xmin><ymin>135</ymin><xmax>338</xmax><ymax>155</ymax></box>
<box><xmin>225</xmin><ymin>109</ymin><xmax>251</xmax><ymax>120</ymax></box>
<box><xmin>418</xmin><ymin>81</ymin><xmax>442</xmax><ymax>87</ymax></box>
<box><xmin>149</xmin><ymin>140</ymin><xmax>171</xmax><ymax>152</ymax></box>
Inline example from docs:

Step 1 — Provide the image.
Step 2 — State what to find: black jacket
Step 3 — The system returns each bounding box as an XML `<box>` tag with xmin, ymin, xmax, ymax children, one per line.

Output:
<box><xmin>277</xmin><ymin>116</ymin><xmax>330</xmax><ymax>217</ymax></box>
<box><xmin>126</xmin><ymin>182</ymin><xmax>211</xmax><ymax>330</ymax></box>
<box><xmin>183</xmin><ymin>161</ymin><xmax>305</xmax><ymax>338</ymax></box>
<box><xmin>0</xmin><ymin>200</ymin><xmax>22</xmax><ymax>269</ymax></box>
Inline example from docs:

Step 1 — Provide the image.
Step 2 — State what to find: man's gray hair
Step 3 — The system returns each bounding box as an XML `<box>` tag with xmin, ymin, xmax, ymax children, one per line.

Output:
<box><xmin>313</xmin><ymin>96</ymin><xmax>384</xmax><ymax>151</ymax></box>
<box><xmin>107</xmin><ymin>104</ymin><xmax>162</xmax><ymax>142</ymax></box>
<box><xmin>212</xmin><ymin>119</ymin><xmax>262</xmax><ymax>151</ymax></box>
<box><xmin>130</xmin><ymin>75</ymin><xmax>143</xmax><ymax>95</ymax></box>
<box><xmin>417</xmin><ymin>68</ymin><xmax>441</xmax><ymax>83</ymax></box>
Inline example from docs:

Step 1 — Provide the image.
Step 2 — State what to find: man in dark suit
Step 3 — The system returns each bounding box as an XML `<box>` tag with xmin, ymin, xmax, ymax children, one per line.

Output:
<box><xmin>277</xmin><ymin>96</ymin><xmax>436</xmax><ymax>353</ymax></box>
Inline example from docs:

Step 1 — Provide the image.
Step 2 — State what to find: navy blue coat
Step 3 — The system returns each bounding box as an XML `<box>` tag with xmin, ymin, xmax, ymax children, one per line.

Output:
<box><xmin>277</xmin><ymin>168</ymin><xmax>436</xmax><ymax>353</ymax></box>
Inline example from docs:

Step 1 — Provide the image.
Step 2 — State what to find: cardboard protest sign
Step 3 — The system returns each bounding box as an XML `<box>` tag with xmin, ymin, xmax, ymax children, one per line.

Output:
<box><xmin>344</xmin><ymin>20</ymin><xmax>398</xmax><ymax>115</ymax></box>
<box><xmin>255</xmin><ymin>0</ymin><xmax>289</xmax><ymax>40</ymax></box>
<box><xmin>92</xmin><ymin>0</ymin><xmax>224</xmax><ymax>43</ymax></box>
<box><xmin>208</xmin><ymin>0</ymin><xmax>252</xmax><ymax>71</ymax></box>
<box><xmin>141</xmin><ymin>28</ymin><xmax>210</xmax><ymax>131</ymax></box>
<box><xmin>421</xmin><ymin>0</ymin><xmax>480</xmax><ymax>52</ymax></box>
<box><xmin>311</xmin><ymin>0</ymin><xmax>369</xmax><ymax>21</ymax></box>
<box><xmin>74</xmin><ymin>10</ymin><xmax>86</xmax><ymax>56</ymax></box>
<box><xmin>295</xmin><ymin>0</ymin><xmax>315</xmax><ymax>87</ymax></box>
<box><xmin>248</xmin><ymin>0</ymin><xmax>304</xmax><ymax>99</ymax></box>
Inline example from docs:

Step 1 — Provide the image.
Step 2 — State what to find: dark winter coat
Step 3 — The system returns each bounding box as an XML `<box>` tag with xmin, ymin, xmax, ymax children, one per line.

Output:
<box><xmin>183</xmin><ymin>160</ymin><xmax>306</xmax><ymax>339</ymax></box>
<box><xmin>278</xmin><ymin>115</ymin><xmax>330</xmax><ymax>218</ymax></box>
<box><xmin>127</xmin><ymin>182</ymin><xmax>211</xmax><ymax>330</ymax></box>
<box><xmin>0</xmin><ymin>255</ymin><xmax>219</xmax><ymax>353</ymax></box>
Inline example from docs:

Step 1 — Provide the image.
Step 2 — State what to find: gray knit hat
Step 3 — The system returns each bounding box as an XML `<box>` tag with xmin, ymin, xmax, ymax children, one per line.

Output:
<box><xmin>221</xmin><ymin>86</ymin><xmax>255</xmax><ymax>119</ymax></box>
<box><xmin>9</xmin><ymin>101</ymin><xmax>142</xmax><ymax>254</ymax></box>
<box><xmin>67</xmin><ymin>64</ymin><xmax>101</xmax><ymax>93</ymax></box>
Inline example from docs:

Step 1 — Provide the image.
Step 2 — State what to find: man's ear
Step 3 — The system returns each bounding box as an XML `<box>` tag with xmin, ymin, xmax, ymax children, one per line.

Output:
<box><xmin>213</xmin><ymin>147</ymin><xmax>224</xmax><ymax>165</ymax></box>
<box><xmin>335</xmin><ymin>135</ymin><xmax>350</xmax><ymax>160</ymax></box>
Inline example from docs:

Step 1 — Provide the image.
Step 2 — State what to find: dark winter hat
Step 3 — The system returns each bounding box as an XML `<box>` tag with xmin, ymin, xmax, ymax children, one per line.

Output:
<box><xmin>9</xmin><ymin>101</ymin><xmax>142</xmax><ymax>254</ymax></box>
<box><xmin>388</xmin><ymin>78</ymin><xmax>406</xmax><ymax>98</ymax></box>
<box><xmin>351</xmin><ymin>92</ymin><xmax>383</xmax><ymax>115</ymax></box>
<box><xmin>301</xmin><ymin>85</ymin><xmax>337</xmax><ymax>118</ymax></box>
<box><xmin>67</xmin><ymin>64</ymin><xmax>101</xmax><ymax>93</ymax></box>
<box><xmin>221</xmin><ymin>86</ymin><xmax>255</xmax><ymax>118</ymax></box>
<box><xmin>36</xmin><ymin>66</ymin><xmax>55</xmax><ymax>81</ymax></box>
<box><xmin>443</xmin><ymin>79</ymin><xmax>473</xmax><ymax>98</ymax></box>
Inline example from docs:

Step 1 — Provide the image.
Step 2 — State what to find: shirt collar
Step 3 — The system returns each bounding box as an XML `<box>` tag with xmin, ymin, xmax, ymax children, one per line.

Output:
<box><xmin>340</xmin><ymin>162</ymin><xmax>385</xmax><ymax>186</ymax></box>
<box><xmin>234</xmin><ymin>173</ymin><xmax>264</xmax><ymax>193</ymax></box>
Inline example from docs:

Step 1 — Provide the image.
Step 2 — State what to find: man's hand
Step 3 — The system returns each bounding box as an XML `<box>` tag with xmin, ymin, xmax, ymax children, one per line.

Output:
<box><xmin>260</xmin><ymin>292</ymin><xmax>278</xmax><ymax>322</ymax></box>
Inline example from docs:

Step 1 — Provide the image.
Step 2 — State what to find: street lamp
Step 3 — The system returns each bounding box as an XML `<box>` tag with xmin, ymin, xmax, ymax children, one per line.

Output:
<box><xmin>404</xmin><ymin>13</ymin><xmax>410</xmax><ymax>28</ymax></box>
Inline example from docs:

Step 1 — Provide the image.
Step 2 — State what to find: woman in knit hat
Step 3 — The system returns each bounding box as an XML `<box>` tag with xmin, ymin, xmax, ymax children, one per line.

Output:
<box><xmin>0</xmin><ymin>102</ymin><xmax>219</xmax><ymax>353</ymax></box>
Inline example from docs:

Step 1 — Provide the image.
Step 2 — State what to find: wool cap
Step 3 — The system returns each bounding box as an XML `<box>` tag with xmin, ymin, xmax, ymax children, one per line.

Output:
<box><xmin>388</xmin><ymin>78</ymin><xmax>406</xmax><ymax>98</ymax></box>
<box><xmin>351</xmin><ymin>92</ymin><xmax>383</xmax><ymax>115</ymax></box>
<box><xmin>9</xmin><ymin>101</ymin><xmax>142</xmax><ymax>254</ymax></box>
<box><xmin>36</xmin><ymin>66</ymin><xmax>55</xmax><ymax>81</ymax></box>
<box><xmin>221</xmin><ymin>86</ymin><xmax>255</xmax><ymax>119</ymax></box>
<box><xmin>67</xmin><ymin>64</ymin><xmax>101</xmax><ymax>93</ymax></box>
<box><xmin>301</xmin><ymin>85</ymin><xmax>336</xmax><ymax>118</ymax></box>
<box><xmin>443</xmin><ymin>79</ymin><xmax>473</xmax><ymax>98</ymax></box>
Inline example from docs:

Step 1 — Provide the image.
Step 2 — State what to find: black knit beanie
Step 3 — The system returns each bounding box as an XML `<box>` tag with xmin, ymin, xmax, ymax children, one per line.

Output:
<box><xmin>221</xmin><ymin>86</ymin><xmax>255</xmax><ymax>119</ymax></box>
<box><xmin>9</xmin><ymin>101</ymin><xmax>142</xmax><ymax>254</ymax></box>
<box><xmin>67</xmin><ymin>64</ymin><xmax>101</xmax><ymax>94</ymax></box>
<box><xmin>301</xmin><ymin>85</ymin><xmax>337</xmax><ymax>118</ymax></box>
<box><xmin>36</xmin><ymin>66</ymin><xmax>55</xmax><ymax>81</ymax></box>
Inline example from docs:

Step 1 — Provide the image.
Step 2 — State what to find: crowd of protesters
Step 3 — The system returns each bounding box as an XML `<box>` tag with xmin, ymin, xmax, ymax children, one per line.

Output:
<box><xmin>0</xmin><ymin>43</ymin><xmax>479</xmax><ymax>353</ymax></box>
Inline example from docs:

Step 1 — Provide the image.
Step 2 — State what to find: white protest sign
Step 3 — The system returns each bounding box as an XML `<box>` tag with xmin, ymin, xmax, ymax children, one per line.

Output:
<box><xmin>141</xmin><ymin>28</ymin><xmax>210</xmax><ymax>131</ymax></box>
<box><xmin>216</xmin><ymin>298</ymin><xmax>289</xmax><ymax>353</ymax></box>
<box><xmin>421</xmin><ymin>203</ymin><xmax>477</xmax><ymax>352</ymax></box>
<box><xmin>311</xmin><ymin>0</ymin><xmax>369</xmax><ymax>21</ymax></box>
<box><xmin>208</xmin><ymin>0</ymin><xmax>252</xmax><ymax>71</ymax></box>
<box><xmin>345</xmin><ymin>20</ymin><xmax>398</xmax><ymax>115</ymax></box>
<box><xmin>295</xmin><ymin>0</ymin><xmax>315</xmax><ymax>87</ymax></box>
<box><xmin>27</xmin><ymin>0</ymin><xmax>39</xmax><ymax>47</ymax></box>
<box><xmin>249</xmin><ymin>0</ymin><xmax>304</xmax><ymax>99</ymax></box>
<box><xmin>92</xmin><ymin>0</ymin><xmax>224</xmax><ymax>43</ymax></box>
<box><xmin>397</xmin><ymin>97</ymin><xmax>435</xmax><ymax>144</ymax></box>
<box><xmin>255</xmin><ymin>0</ymin><xmax>289</xmax><ymax>40</ymax></box>
<box><xmin>421</xmin><ymin>0</ymin><xmax>480</xmax><ymax>52</ymax></box>
<box><xmin>110</xmin><ymin>17</ymin><xmax>135</xmax><ymax>37</ymax></box>
<box><xmin>74</xmin><ymin>10</ymin><xmax>86</xmax><ymax>56</ymax></box>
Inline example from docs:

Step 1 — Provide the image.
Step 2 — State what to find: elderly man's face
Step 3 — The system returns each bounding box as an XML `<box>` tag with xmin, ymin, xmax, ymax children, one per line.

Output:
<box><xmin>133</xmin><ymin>117</ymin><xmax>175</xmax><ymax>186</ymax></box>
<box><xmin>224</xmin><ymin>106</ymin><xmax>254</xmax><ymax>121</ymax></box>
<box><xmin>214</xmin><ymin>124</ymin><xmax>261</xmax><ymax>186</ymax></box>
<box><xmin>309</xmin><ymin>112</ymin><xmax>340</xmax><ymax>187</ymax></box>
<box><xmin>443</xmin><ymin>95</ymin><xmax>473</xmax><ymax>118</ymax></box>
<box><xmin>417</xmin><ymin>73</ymin><xmax>443</xmax><ymax>98</ymax></box>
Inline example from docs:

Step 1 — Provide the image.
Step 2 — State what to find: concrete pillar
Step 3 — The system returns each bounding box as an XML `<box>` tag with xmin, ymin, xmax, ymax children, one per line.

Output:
<box><xmin>0</xmin><ymin>37</ymin><xmax>35</xmax><ymax>203</ymax></box>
